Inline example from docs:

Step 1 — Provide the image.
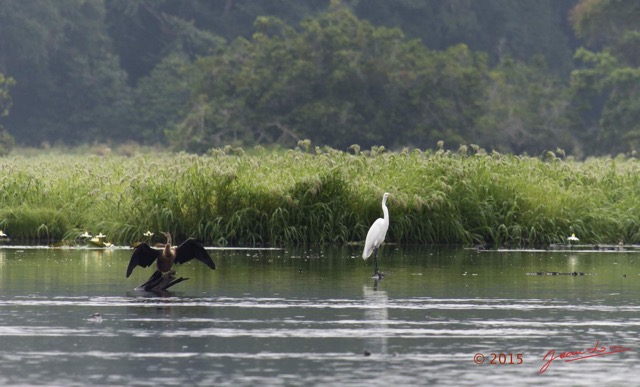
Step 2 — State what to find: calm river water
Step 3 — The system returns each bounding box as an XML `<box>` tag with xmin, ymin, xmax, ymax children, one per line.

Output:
<box><xmin>0</xmin><ymin>245</ymin><xmax>638</xmax><ymax>386</ymax></box>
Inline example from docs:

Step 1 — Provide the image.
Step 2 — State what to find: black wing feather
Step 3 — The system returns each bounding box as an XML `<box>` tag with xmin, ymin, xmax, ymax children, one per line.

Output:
<box><xmin>174</xmin><ymin>238</ymin><xmax>216</xmax><ymax>270</ymax></box>
<box><xmin>126</xmin><ymin>243</ymin><xmax>162</xmax><ymax>277</ymax></box>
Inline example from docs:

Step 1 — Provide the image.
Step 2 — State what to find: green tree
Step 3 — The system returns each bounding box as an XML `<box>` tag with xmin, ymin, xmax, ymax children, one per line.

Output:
<box><xmin>170</xmin><ymin>4</ymin><xmax>489</xmax><ymax>151</ymax></box>
<box><xmin>569</xmin><ymin>0</ymin><xmax>640</xmax><ymax>154</ymax></box>
<box><xmin>570</xmin><ymin>0</ymin><xmax>640</xmax><ymax>49</ymax></box>
<box><xmin>352</xmin><ymin>0</ymin><xmax>577</xmax><ymax>76</ymax></box>
<box><xmin>105</xmin><ymin>0</ymin><xmax>328</xmax><ymax>85</ymax></box>
<box><xmin>0</xmin><ymin>0</ymin><xmax>131</xmax><ymax>146</ymax></box>
<box><xmin>130</xmin><ymin>53</ymin><xmax>193</xmax><ymax>144</ymax></box>
<box><xmin>0</xmin><ymin>72</ymin><xmax>14</xmax><ymax>117</ymax></box>
<box><xmin>0</xmin><ymin>0</ymin><xmax>589</xmax><ymax>154</ymax></box>
<box><xmin>477</xmin><ymin>56</ymin><xmax>573</xmax><ymax>154</ymax></box>
<box><xmin>0</xmin><ymin>71</ymin><xmax>16</xmax><ymax>155</ymax></box>
<box><xmin>127</xmin><ymin>20</ymin><xmax>223</xmax><ymax>145</ymax></box>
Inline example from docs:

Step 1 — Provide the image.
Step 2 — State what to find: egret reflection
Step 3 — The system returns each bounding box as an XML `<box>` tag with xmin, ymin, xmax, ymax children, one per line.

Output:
<box><xmin>362</xmin><ymin>284</ymin><xmax>389</xmax><ymax>356</ymax></box>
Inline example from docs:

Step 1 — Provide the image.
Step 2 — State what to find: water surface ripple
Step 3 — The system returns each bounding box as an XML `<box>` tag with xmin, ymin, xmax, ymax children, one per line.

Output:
<box><xmin>0</xmin><ymin>247</ymin><xmax>638</xmax><ymax>386</ymax></box>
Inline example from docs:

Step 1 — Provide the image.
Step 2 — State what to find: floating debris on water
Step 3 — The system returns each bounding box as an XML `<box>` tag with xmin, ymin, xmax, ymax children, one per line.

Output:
<box><xmin>86</xmin><ymin>313</ymin><xmax>103</xmax><ymax>323</ymax></box>
<box><xmin>548</xmin><ymin>243</ymin><xmax>640</xmax><ymax>252</ymax></box>
<box><xmin>526</xmin><ymin>271</ymin><xmax>588</xmax><ymax>276</ymax></box>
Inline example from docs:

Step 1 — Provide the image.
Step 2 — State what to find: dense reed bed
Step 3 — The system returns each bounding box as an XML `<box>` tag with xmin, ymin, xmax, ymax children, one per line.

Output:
<box><xmin>1</xmin><ymin>146</ymin><xmax>640</xmax><ymax>248</ymax></box>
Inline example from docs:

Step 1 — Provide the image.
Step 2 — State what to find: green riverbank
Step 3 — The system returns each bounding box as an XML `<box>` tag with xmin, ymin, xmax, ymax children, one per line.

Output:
<box><xmin>1</xmin><ymin>147</ymin><xmax>639</xmax><ymax>247</ymax></box>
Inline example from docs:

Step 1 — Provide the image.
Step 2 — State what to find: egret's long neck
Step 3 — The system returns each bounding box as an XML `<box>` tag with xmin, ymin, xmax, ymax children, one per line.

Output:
<box><xmin>382</xmin><ymin>198</ymin><xmax>389</xmax><ymax>221</ymax></box>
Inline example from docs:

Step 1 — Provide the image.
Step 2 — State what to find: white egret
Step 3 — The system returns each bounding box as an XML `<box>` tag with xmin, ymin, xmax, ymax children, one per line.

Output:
<box><xmin>0</xmin><ymin>230</ymin><xmax>7</xmax><ymax>238</ymax></box>
<box><xmin>362</xmin><ymin>192</ymin><xmax>390</xmax><ymax>279</ymax></box>
<box><xmin>568</xmin><ymin>233</ymin><xmax>579</xmax><ymax>242</ymax></box>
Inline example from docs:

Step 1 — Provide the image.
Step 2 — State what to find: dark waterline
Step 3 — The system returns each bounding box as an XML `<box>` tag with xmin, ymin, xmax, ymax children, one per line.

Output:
<box><xmin>0</xmin><ymin>246</ymin><xmax>638</xmax><ymax>386</ymax></box>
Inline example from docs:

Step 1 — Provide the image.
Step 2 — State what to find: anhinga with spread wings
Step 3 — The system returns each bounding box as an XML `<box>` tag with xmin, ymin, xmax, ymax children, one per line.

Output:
<box><xmin>126</xmin><ymin>232</ymin><xmax>216</xmax><ymax>291</ymax></box>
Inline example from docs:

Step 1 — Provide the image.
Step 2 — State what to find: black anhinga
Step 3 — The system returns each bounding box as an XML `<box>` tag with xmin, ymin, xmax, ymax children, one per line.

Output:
<box><xmin>126</xmin><ymin>232</ymin><xmax>216</xmax><ymax>291</ymax></box>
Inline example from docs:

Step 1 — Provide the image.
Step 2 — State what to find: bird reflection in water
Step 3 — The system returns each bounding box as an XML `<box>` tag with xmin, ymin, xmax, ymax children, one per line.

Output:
<box><xmin>362</xmin><ymin>284</ymin><xmax>389</xmax><ymax>357</ymax></box>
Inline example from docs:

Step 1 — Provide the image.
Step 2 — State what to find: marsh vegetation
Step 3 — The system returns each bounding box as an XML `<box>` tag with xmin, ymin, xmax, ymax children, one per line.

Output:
<box><xmin>1</xmin><ymin>146</ymin><xmax>639</xmax><ymax>248</ymax></box>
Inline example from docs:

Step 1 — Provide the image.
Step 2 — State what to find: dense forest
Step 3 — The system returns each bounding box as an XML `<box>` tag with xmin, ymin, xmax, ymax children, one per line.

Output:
<box><xmin>0</xmin><ymin>0</ymin><xmax>638</xmax><ymax>157</ymax></box>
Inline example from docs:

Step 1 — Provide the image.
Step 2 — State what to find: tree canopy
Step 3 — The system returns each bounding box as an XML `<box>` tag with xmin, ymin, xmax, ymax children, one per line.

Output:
<box><xmin>0</xmin><ymin>71</ymin><xmax>15</xmax><ymax>156</ymax></box>
<box><xmin>569</xmin><ymin>0</ymin><xmax>640</xmax><ymax>155</ymax></box>
<box><xmin>170</xmin><ymin>6</ymin><xmax>489</xmax><ymax>151</ymax></box>
<box><xmin>0</xmin><ymin>0</ymin><xmax>637</xmax><ymax>156</ymax></box>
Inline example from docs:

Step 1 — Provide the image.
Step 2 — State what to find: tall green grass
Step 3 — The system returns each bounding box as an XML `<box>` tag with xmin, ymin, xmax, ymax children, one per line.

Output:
<box><xmin>1</xmin><ymin>146</ymin><xmax>640</xmax><ymax>247</ymax></box>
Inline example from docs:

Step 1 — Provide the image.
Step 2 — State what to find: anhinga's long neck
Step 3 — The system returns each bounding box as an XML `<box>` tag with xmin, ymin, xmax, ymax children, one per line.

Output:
<box><xmin>163</xmin><ymin>233</ymin><xmax>173</xmax><ymax>256</ymax></box>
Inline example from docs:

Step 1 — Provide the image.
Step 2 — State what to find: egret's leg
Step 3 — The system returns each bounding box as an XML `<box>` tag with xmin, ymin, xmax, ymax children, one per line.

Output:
<box><xmin>372</xmin><ymin>247</ymin><xmax>384</xmax><ymax>280</ymax></box>
<box><xmin>373</xmin><ymin>247</ymin><xmax>382</xmax><ymax>278</ymax></box>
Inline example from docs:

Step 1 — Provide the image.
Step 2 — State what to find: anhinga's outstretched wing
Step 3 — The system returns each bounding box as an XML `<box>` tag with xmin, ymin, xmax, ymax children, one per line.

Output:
<box><xmin>174</xmin><ymin>238</ymin><xmax>216</xmax><ymax>270</ymax></box>
<box><xmin>127</xmin><ymin>243</ymin><xmax>162</xmax><ymax>277</ymax></box>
